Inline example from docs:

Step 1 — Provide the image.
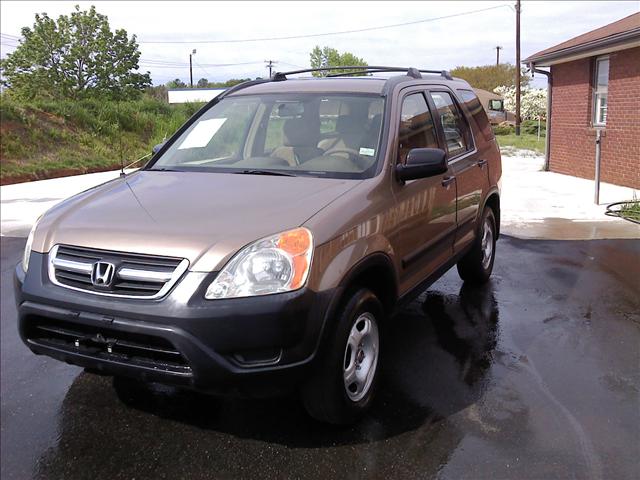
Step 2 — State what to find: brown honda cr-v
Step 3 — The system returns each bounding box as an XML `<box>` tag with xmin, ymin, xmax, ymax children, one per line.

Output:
<box><xmin>15</xmin><ymin>66</ymin><xmax>502</xmax><ymax>424</ymax></box>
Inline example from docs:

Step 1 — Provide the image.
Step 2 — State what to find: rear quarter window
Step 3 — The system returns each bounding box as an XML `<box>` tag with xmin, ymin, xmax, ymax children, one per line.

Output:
<box><xmin>457</xmin><ymin>89</ymin><xmax>495</xmax><ymax>142</ymax></box>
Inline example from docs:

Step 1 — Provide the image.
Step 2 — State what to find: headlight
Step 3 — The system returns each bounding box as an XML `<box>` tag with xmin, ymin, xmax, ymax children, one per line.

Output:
<box><xmin>205</xmin><ymin>227</ymin><xmax>313</xmax><ymax>299</ymax></box>
<box><xmin>22</xmin><ymin>218</ymin><xmax>39</xmax><ymax>273</ymax></box>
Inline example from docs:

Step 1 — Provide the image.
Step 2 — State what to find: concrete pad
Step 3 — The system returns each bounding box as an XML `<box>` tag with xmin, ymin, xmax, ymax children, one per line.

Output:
<box><xmin>500</xmin><ymin>151</ymin><xmax>639</xmax><ymax>240</ymax></box>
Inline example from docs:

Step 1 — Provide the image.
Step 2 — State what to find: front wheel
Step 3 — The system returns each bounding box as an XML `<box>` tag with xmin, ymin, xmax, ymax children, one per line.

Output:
<box><xmin>302</xmin><ymin>288</ymin><xmax>383</xmax><ymax>424</ymax></box>
<box><xmin>457</xmin><ymin>207</ymin><xmax>497</xmax><ymax>284</ymax></box>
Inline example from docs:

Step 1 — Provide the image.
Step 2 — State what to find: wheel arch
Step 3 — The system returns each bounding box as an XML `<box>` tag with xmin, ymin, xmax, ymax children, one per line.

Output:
<box><xmin>482</xmin><ymin>190</ymin><xmax>501</xmax><ymax>237</ymax></box>
<box><xmin>337</xmin><ymin>252</ymin><xmax>398</xmax><ymax>317</ymax></box>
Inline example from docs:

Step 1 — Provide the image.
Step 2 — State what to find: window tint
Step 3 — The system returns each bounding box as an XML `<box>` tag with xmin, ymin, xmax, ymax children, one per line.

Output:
<box><xmin>593</xmin><ymin>57</ymin><xmax>609</xmax><ymax>125</ymax></box>
<box><xmin>457</xmin><ymin>89</ymin><xmax>494</xmax><ymax>141</ymax></box>
<box><xmin>429</xmin><ymin>91</ymin><xmax>472</xmax><ymax>157</ymax></box>
<box><xmin>398</xmin><ymin>93</ymin><xmax>438</xmax><ymax>164</ymax></box>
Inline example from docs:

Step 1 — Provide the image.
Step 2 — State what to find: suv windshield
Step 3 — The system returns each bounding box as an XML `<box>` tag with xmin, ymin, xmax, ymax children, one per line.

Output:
<box><xmin>149</xmin><ymin>93</ymin><xmax>385</xmax><ymax>179</ymax></box>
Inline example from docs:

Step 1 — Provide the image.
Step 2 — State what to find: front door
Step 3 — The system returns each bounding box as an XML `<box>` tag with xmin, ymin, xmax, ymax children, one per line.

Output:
<box><xmin>428</xmin><ymin>90</ymin><xmax>489</xmax><ymax>252</ymax></box>
<box><xmin>390</xmin><ymin>90</ymin><xmax>457</xmax><ymax>294</ymax></box>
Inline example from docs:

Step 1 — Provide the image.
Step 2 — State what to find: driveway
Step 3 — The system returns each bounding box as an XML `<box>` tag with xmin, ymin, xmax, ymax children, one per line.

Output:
<box><xmin>499</xmin><ymin>151</ymin><xmax>638</xmax><ymax>239</ymax></box>
<box><xmin>2</xmin><ymin>235</ymin><xmax>639</xmax><ymax>479</ymax></box>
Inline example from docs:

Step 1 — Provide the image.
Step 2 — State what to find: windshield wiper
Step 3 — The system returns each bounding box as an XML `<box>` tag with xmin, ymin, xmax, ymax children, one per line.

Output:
<box><xmin>152</xmin><ymin>167</ymin><xmax>182</xmax><ymax>172</ymax></box>
<box><xmin>235</xmin><ymin>169</ymin><xmax>296</xmax><ymax>177</ymax></box>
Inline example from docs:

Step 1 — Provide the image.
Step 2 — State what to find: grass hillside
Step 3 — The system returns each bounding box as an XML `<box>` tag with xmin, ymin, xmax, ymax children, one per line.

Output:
<box><xmin>0</xmin><ymin>96</ymin><xmax>203</xmax><ymax>184</ymax></box>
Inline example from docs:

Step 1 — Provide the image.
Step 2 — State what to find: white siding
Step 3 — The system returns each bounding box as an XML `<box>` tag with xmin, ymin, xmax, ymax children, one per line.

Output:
<box><xmin>167</xmin><ymin>89</ymin><xmax>225</xmax><ymax>104</ymax></box>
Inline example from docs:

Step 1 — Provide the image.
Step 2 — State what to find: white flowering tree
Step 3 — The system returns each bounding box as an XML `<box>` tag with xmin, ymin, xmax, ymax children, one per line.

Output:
<box><xmin>493</xmin><ymin>85</ymin><xmax>547</xmax><ymax>120</ymax></box>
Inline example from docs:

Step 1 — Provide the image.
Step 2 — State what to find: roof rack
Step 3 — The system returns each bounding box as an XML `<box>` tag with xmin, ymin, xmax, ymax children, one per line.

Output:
<box><xmin>272</xmin><ymin>66</ymin><xmax>453</xmax><ymax>81</ymax></box>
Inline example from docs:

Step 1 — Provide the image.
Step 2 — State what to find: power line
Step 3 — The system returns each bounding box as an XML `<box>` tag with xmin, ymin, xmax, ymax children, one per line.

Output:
<box><xmin>140</xmin><ymin>58</ymin><xmax>265</xmax><ymax>67</ymax></box>
<box><xmin>279</xmin><ymin>61</ymin><xmax>306</xmax><ymax>69</ymax></box>
<box><xmin>193</xmin><ymin>60</ymin><xmax>214</xmax><ymax>79</ymax></box>
<box><xmin>137</xmin><ymin>4</ymin><xmax>511</xmax><ymax>44</ymax></box>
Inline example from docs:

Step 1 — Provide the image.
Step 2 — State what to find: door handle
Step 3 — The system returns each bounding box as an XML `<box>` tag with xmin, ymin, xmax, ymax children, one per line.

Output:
<box><xmin>441</xmin><ymin>176</ymin><xmax>455</xmax><ymax>187</ymax></box>
<box><xmin>477</xmin><ymin>159</ymin><xmax>488</xmax><ymax>168</ymax></box>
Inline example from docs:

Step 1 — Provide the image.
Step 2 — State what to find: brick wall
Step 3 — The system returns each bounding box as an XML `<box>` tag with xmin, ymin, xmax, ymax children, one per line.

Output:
<box><xmin>549</xmin><ymin>46</ymin><xmax>640</xmax><ymax>189</ymax></box>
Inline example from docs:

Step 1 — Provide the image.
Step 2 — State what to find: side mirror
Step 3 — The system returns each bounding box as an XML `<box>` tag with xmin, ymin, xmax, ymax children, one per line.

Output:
<box><xmin>395</xmin><ymin>148</ymin><xmax>447</xmax><ymax>181</ymax></box>
<box><xmin>152</xmin><ymin>142</ymin><xmax>166</xmax><ymax>155</ymax></box>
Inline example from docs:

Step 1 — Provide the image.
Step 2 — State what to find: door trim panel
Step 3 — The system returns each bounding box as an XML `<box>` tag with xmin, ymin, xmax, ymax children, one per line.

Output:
<box><xmin>401</xmin><ymin>224</ymin><xmax>457</xmax><ymax>269</ymax></box>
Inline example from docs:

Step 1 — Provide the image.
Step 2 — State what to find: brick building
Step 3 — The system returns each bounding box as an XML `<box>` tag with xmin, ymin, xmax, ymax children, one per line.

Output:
<box><xmin>524</xmin><ymin>13</ymin><xmax>640</xmax><ymax>189</ymax></box>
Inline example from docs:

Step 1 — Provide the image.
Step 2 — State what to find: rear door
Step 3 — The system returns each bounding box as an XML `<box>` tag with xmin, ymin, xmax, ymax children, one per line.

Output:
<box><xmin>390</xmin><ymin>89</ymin><xmax>457</xmax><ymax>294</ymax></box>
<box><xmin>427</xmin><ymin>90</ymin><xmax>489</xmax><ymax>253</ymax></box>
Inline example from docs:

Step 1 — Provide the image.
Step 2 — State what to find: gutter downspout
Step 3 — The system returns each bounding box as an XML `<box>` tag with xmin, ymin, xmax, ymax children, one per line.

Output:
<box><xmin>530</xmin><ymin>64</ymin><xmax>552</xmax><ymax>171</ymax></box>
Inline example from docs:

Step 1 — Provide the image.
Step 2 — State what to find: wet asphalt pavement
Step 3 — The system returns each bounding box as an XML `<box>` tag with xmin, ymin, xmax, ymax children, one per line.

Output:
<box><xmin>1</xmin><ymin>235</ymin><xmax>639</xmax><ymax>479</ymax></box>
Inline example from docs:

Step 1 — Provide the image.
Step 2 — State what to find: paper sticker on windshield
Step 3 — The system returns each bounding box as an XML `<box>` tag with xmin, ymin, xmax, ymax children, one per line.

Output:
<box><xmin>359</xmin><ymin>147</ymin><xmax>375</xmax><ymax>156</ymax></box>
<box><xmin>178</xmin><ymin>118</ymin><xmax>227</xmax><ymax>149</ymax></box>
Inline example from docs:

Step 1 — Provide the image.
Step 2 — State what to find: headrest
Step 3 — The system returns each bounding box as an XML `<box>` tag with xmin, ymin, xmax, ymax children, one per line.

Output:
<box><xmin>283</xmin><ymin>118</ymin><xmax>319</xmax><ymax>147</ymax></box>
<box><xmin>368</xmin><ymin>114</ymin><xmax>382</xmax><ymax>131</ymax></box>
<box><xmin>335</xmin><ymin>115</ymin><xmax>361</xmax><ymax>134</ymax></box>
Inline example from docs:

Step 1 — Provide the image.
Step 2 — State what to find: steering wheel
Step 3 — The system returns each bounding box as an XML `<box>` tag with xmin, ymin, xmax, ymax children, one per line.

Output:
<box><xmin>325</xmin><ymin>147</ymin><xmax>370</xmax><ymax>169</ymax></box>
<box><xmin>325</xmin><ymin>147</ymin><xmax>361</xmax><ymax>159</ymax></box>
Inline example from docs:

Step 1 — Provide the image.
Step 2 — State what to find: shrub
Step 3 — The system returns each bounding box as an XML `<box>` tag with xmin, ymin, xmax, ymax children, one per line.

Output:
<box><xmin>521</xmin><ymin>119</ymin><xmax>546</xmax><ymax>136</ymax></box>
<box><xmin>493</xmin><ymin>85</ymin><xmax>547</xmax><ymax>120</ymax></box>
<box><xmin>493</xmin><ymin>123</ymin><xmax>514</xmax><ymax>136</ymax></box>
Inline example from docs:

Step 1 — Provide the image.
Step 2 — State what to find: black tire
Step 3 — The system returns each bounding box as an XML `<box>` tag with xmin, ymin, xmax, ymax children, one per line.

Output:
<box><xmin>457</xmin><ymin>207</ymin><xmax>497</xmax><ymax>284</ymax></box>
<box><xmin>302</xmin><ymin>288</ymin><xmax>383</xmax><ymax>425</ymax></box>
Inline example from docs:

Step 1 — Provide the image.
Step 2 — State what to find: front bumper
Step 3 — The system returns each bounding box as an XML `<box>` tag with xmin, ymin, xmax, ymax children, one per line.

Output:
<box><xmin>15</xmin><ymin>252</ymin><xmax>336</xmax><ymax>396</ymax></box>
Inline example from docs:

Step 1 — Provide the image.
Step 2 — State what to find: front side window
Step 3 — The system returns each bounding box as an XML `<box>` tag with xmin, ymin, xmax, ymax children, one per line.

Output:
<box><xmin>397</xmin><ymin>93</ymin><xmax>438</xmax><ymax>164</ymax></box>
<box><xmin>593</xmin><ymin>57</ymin><xmax>609</xmax><ymax>126</ymax></box>
<box><xmin>150</xmin><ymin>93</ymin><xmax>385</xmax><ymax>179</ymax></box>
<box><xmin>429</xmin><ymin>91</ymin><xmax>472</xmax><ymax>157</ymax></box>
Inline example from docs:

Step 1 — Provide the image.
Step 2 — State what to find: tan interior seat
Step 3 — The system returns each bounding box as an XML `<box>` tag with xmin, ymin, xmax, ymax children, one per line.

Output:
<box><xmin>271</xmin><ymin>118</ymin><xmax>323</xmax><ymax>166</ymax></box>
<box><xmin>318</xmin><ymin>115</ymin><xmax>363</xmax><ymax>154</ymax></box>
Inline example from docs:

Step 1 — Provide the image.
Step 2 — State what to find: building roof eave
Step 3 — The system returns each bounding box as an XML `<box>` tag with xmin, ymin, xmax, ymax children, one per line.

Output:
<box><xmin>524</xmin><ymin>28</ymin><xmax>640</xmax><ymax>67</ymax></box>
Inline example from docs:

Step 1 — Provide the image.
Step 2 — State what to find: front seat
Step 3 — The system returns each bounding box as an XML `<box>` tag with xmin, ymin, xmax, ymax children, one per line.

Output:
<box><xmin>271</xmin><ymin>118</ymin><xmax>323</xmax><ymax>166</ymax></box>
<box><xmin>318</xmin><ymin>114</ymin><xmax>362</xmax><ymax>154</ymax></box>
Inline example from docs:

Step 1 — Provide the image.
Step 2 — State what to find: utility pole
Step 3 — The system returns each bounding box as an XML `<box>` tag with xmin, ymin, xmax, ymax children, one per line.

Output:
<box><xmin>495</xmin><ymin>46</ymin><xmax>503</xmax><ymax>65</ymax></box>
<box><xmin>265</xmin><ymin>60</ymin><xmax>277</xmax><ymax>78</ymax></box>
<box><xmin>189</xmin><ymin>49</ymin><xmax>196</xmax><ymax>88</ymax></box>
<box><xmin>515</xmin><ymin>0</ymin><xmax>521</xmax><ymax>136</ymax></box>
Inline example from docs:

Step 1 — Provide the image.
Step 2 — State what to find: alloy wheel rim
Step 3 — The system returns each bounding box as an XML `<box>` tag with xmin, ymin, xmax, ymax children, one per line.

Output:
<box><xmin>343</xmin><ymin>312</ymin><xmax>379</xmax><ymax>402</ymax></box>
<box><xmin>481</xmin><ymin>217</ymin><xmax>494</xmax><ymax>270</ymax></box>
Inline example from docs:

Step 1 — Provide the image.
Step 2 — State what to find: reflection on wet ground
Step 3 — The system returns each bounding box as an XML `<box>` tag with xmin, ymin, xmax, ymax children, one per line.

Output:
<box><xmin>1</xmin><ymin>236</ymin><xmax>639</xmax><ymax>479</ymax></box>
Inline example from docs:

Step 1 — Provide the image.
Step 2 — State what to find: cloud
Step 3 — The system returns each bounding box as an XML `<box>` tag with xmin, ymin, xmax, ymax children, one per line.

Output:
<box><xmin>1</xmin><ymin>1</ymin><xmax>638</xmax><ymax>86</ymax></box>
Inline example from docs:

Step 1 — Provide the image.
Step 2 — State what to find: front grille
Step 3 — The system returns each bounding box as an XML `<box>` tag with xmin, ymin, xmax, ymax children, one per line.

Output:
<box><xmin>49</xmin><ymin>245</ymin><xmax>188</xmax><ymax>298</ymax></box>
<box><xmin>26</xmin><ymin>316</ymin><xmax>192</xmax><ymax>375</ymax></box>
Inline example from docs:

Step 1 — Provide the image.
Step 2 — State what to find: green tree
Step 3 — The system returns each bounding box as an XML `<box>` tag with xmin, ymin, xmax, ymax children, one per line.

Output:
<box><xmin>166</xmin><ymin>78</ymin><xmax>187</xmax><ymax>88</ymax></box>
<box><xmin>450</xmin><ymin>64</ymin><xmax>530</xmax><ymax>92</ymax></box>
<box><xmin>205</xmin><ymin>78</ymin><xmax>251</xmax><ymax>88</ymax></box>
<box><xmin>0</xmin><ymin>5</ymin><xmax>150</xmax><ymax>100</ymax></box>
<box><xmin>309</xmin><ymin>46</ymin><xmax>368</xmax><ymax>77</ymax></box>
<box><xmin>196</xmin><ymin>77</ymin><xmax>209</xmax><ymax>88</ymax></box>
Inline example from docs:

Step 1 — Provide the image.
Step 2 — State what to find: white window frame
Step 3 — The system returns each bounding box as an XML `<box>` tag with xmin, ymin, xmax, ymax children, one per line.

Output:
<box><xmin>593</xmin><ymin>56</ymin><xmax>609</xmax><ymax>127</ymax></box>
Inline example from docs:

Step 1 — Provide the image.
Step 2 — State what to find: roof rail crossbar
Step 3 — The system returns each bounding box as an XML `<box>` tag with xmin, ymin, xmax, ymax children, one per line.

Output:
<box><xmin>325</xmin><ymin>69</ymin><xmax>408</xmax><ymax>77</ymax></box>
<box><xmin>272</xmin><ymin>66</ymin><xmax>453</xmax><ymax>81</ymax></box>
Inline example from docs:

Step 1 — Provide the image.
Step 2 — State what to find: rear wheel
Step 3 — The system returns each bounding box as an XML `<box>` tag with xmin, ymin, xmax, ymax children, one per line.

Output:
<box><xmin>302</xmin><ymin>288</ymin><xmax>383</xmax><ymax>424</ymax></box>
<box><xmin>457</xmin><ymin>207</ymin><xmax>497</xmax><ymax>284</ymax></box>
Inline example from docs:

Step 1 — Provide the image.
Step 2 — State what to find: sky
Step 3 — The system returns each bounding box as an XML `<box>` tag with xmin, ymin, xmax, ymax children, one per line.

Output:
<box><xmin>1</xmin><ymin>0</ymin><xmax>638</xmax><ymax>88</ymax></box>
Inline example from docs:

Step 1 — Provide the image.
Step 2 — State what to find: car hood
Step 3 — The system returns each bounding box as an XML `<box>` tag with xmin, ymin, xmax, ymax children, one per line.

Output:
<box><xmin>33</xmin><ymin>171</ymin><xmax>360</xmax><ymax>271</ymax></box>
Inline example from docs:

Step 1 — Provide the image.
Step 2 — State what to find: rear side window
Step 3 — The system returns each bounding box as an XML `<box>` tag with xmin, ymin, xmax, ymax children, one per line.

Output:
<box><xmin>457</xmin><ymin>89</ymin><xmax>495</xmax><ymax>142</ymax></box>
<box><xmin>429</xmin><ymin>91</ymin><xmax>473</xmax><ymax>158</ymax></box>
<box><xmin>398</xmin><ymin>93</ymin><xmax>438</xmax><ymax>164</ymax></box>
